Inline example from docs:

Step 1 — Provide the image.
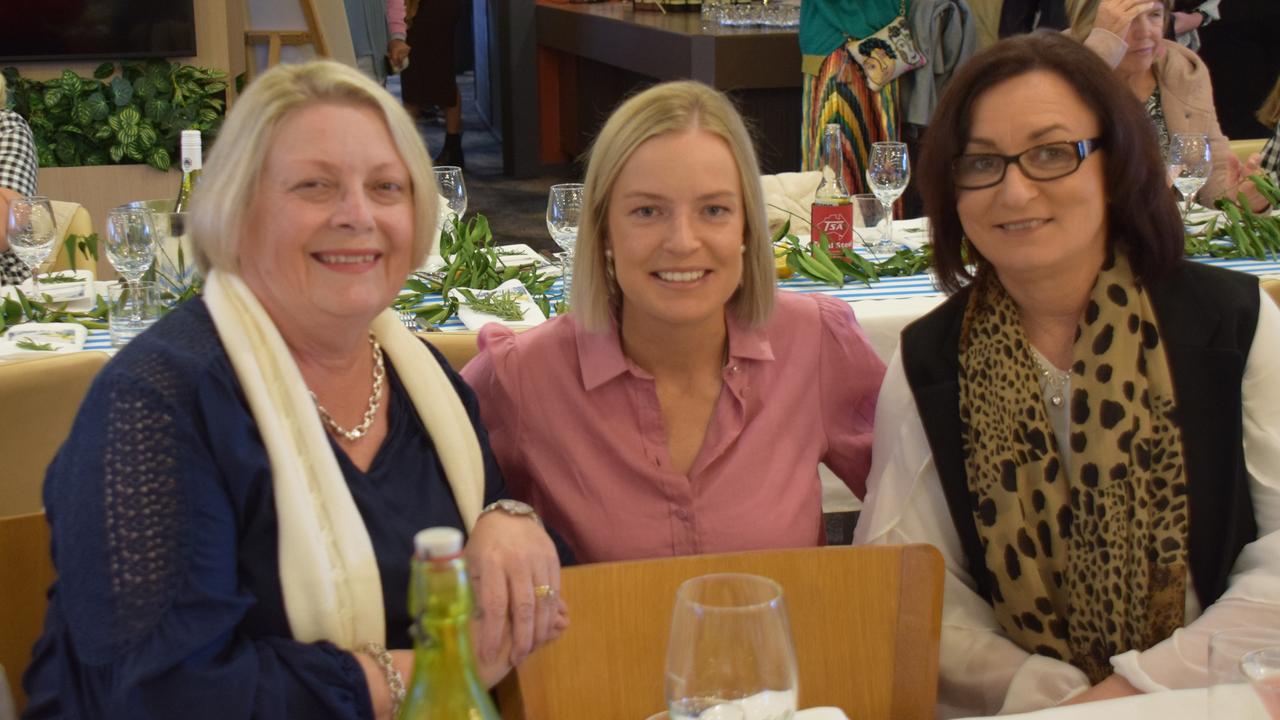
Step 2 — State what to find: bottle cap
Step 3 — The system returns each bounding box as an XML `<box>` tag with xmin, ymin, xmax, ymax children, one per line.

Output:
<box><xmin>414</xmin><ymin>527</ymin><xmax>464</xmax><ymax>558</ymax></box>
<box><xmin>180</xmin><ymin>129</ymin><xmax>201</xmax><ymax>147</ymax></box>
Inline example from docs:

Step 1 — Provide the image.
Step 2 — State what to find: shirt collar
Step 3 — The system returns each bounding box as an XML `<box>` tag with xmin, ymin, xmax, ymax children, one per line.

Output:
<box><xmin>575</xmin><ymin>309</ymin><xmax>775</xmax><ymax>391</ymax></box>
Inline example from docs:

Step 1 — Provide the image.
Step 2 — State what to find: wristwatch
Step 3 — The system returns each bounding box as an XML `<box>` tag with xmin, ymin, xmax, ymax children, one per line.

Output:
<box><xmin>1195</xmin><ymin>9</ymin><xmax>1212</xmax><ymax>27</ymax></box>
<box><xmin>480</xmin><ymin>498</ymin><xmax>543</xmax><ymax>527</ymax></box>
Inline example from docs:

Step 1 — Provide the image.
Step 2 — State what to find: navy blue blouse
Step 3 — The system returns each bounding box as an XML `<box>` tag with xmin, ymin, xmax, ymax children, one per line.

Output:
<box><xmin>23</xmin><ymin>299</ymin><xmax>506</xmax><ymax>719</ymax></box>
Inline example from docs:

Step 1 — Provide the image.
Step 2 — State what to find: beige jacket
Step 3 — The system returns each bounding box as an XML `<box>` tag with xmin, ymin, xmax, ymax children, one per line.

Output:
<box><xmin>1085</xmin><ymin>28</ymin><xmax>1232</xmax><ymax>202</ymax></box>
<box><xmin>969</xmin><ymin>0</ymin><xmax>1093</xmax><ymax>50</ymax></box>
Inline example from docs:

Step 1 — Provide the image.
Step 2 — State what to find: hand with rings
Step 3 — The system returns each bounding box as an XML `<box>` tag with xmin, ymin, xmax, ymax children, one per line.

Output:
<box><xmin>465</xmin><ymin>508</ymin><xmax>569</xmax><ymax>684</ymax></box>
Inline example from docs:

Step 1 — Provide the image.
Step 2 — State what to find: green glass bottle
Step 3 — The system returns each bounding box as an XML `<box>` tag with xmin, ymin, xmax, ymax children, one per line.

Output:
<box><xmin>398</xmin><ymin>527</ymin><xmax>501</xmax><ymax>720</ymax></box>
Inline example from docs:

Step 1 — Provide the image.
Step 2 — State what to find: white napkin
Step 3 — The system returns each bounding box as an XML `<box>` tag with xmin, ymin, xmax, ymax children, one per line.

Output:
<box><xmin>12</xmin><ymin>269</ymin><xmax>94</xmax><ymax>303</ymax></box>
<box><xmin>0</xmin><ymin>322</ymin><xmax>87</xmax><ymax>357</ymax></box>
<box><xmin>449</xmin><ymin>278</ymin><xmax>547</xmax><ymax>330</ymax></box>
<box><xmin>761</xmin><ymin>170</ymin><xmax>822</xmax><ymax>236</ymax></box>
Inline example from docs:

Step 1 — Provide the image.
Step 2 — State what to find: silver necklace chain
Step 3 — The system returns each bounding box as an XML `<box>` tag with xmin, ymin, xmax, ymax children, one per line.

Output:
<box><xmin>311</xmin><ymin>333</ymin><xmax>386</xmax><ymax>442</ymax></box>
<box><xmin>1033</xmin><ymin>355</ymin><xmax>1070</xmax><ymax>408</ymax></box>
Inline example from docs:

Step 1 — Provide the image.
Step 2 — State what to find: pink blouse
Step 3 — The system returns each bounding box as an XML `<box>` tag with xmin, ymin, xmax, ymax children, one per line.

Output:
<box><xmin>461</xmin><ymin>291</ymin><xmax>886</xmax><ymax>563</ymax></box>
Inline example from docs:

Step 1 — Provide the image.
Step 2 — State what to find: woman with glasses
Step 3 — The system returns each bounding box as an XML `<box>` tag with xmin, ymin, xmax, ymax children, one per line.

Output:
<box><xmin>1075</xmin><ymin>0</ymin><xmax>1267</xmax><ymax>210</ymax></box>
<box><xmin>855</xmin><ymin>33</ymin><xmax>1280</xmax><ymax>716</ymax></box>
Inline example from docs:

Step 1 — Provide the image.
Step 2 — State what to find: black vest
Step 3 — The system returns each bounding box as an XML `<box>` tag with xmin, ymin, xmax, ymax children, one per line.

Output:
<box><xmin>899</xmin><ymin>261</ymin><xmax>1260</xmax><ymax>609</ymax></box>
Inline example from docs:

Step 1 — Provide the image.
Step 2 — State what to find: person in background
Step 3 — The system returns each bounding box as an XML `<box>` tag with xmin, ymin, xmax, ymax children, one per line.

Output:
<box><xmin>463</xmin><ymin>81</ymin><xmax>885</xmax><ymax>564</ymax></box>
<box><xmin>1078</xmin><ymin>0</ymin><xmax>1268</xmax><ymax>210</ymax></box>
<box><xmin>1257</xmin><ymin>75</ymin><xmax>1280</xmax><ymax>180</ymax></box>
<box><xmin>1170</xmin><ymin>0</ymin><xmax>1217</xmax><ymax>51</ymax></box>
<box><xmin>23</xmin><ymin>60</ymin><xmax>565</xmax><ymax>719</ymax></box>
<box><xmin>342</xmin><ymin>0</ymin><xmax>406</xmax><ymax>84</ymax></box>
<box><xmin>0</xmin><ymin>73</ymin><xmax>40</xmax><ymax>286</ymax></box>
<box><xmin>399</xmin><ymin>0</ymin><xmax>466</xmax><ymax>168</ymax></box>
<box><xmin>800</xmin><ymin>0</ymin><xmax>903</xmax><ymax>197</ymax></box>
<box><xmin>856</xmin><ymin>32</ymin><xmax>1280</xmax><ymax>717</ymax></box>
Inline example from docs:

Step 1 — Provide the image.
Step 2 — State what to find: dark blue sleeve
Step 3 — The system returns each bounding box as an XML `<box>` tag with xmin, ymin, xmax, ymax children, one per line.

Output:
<box><xmin>22</xmin><ymin>353</ymin><xmax>374</xmax><ymax>719</ymax></box>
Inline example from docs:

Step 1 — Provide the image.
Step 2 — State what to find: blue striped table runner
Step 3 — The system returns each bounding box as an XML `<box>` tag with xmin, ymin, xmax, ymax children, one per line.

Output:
<box><xmin>80</xmin><ymin>255</ymin><xmax>1280</xmax><ymax>351</ymax></box>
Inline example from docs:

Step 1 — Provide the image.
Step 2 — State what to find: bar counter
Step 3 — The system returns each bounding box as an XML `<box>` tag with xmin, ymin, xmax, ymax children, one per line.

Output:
<box><xmin>534</xmin><ymin>1</ymin><xmax>803</xmax><ymax>173</ymax></box>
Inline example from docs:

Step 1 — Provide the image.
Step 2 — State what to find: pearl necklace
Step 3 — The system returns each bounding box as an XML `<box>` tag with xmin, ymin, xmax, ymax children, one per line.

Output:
<box><xmin>1033</xmin><ymin>355</ymin><xmax>1070</xmax><ymax>408</ymax></box>
<box><xmin>311</xmin><ymin>333</ymin><xmax>386</xmax><ymax>442</ymax></box>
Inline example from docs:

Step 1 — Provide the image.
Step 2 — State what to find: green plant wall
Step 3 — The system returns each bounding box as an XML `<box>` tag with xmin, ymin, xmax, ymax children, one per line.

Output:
<box><xmin>2</xmin><ymin>60</ymin><xmax>227</xmax><ymax>172</ymax></box>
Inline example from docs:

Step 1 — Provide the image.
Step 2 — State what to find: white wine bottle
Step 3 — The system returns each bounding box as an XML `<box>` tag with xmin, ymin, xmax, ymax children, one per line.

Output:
<box><xmin>172</xmin><ymin>130</ymin><xmax>202</xmax><ymax>214</ymax></box>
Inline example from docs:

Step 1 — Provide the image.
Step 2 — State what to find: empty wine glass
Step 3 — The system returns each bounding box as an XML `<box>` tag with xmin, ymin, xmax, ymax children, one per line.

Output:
<box><xmin>6</xmin><ymin>196</ymin><xmax>58</xmax><ymax>294</ymax></box>
<box><xmin>434</xmin><ymin>165</ymin><xmax>467</xmax><ymax>221</ymax></box>
<box><xmin>665</xmin><ymin>574</ymin><xmax>798</xmax><ymax>720</ymax></box>
<box><xmin>105</xmin><ymin>206</ymin><xmax>158</xmax><ymax>314</ymax></box>
<box><xmin>1168</xmin><ymin>133</ymin><xmax>1210</xmax><ymax>221</ymax></box>
<box><xmin>547</xmin><ymin>182</ymin><xmax>583</xmax><ymax>297</ymax></box>
<box><xmin>866</xmin><ymin>142</ymin><xmax>910</xmax><ymax>253</ymax></box>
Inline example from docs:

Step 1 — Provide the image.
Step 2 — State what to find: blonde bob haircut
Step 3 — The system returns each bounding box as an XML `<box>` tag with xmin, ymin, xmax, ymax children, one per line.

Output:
<box><xmin>571</xmin><ymin>80</ymin><xmax>775</xmax><ymax>333</ymax></box>
<box><xmin>189</xmin><ymin>59</ymin><xmax>437</xmax><ymax>274</ymax></box>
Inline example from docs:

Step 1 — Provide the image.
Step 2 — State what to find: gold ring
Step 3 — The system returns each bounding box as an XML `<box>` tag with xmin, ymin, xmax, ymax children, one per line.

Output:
<box><xmin>534</xmin><ymin>584</ymin><xmax>556</xmax><ymax>599</ymax></box>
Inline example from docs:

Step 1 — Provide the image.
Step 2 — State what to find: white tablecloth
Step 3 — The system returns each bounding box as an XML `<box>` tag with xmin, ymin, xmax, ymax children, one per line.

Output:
<box><xmin>955</xmin><ymin>684</ymin><xmax>1271</xmax><ymax>720</ymax></box>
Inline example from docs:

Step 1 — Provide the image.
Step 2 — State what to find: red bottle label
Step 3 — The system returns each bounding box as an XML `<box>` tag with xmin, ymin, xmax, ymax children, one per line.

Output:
<box><xmin>811</xmin><ymin>203</ymin><xmax>854</xmax><ymax>256</ymax></box>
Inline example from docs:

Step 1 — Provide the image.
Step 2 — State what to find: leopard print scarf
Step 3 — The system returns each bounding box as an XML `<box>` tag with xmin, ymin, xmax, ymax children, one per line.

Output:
<box><xmin>957</xmin><ymin>252</ymin><xmax>1189</xmax><ymax>683</ymax></box>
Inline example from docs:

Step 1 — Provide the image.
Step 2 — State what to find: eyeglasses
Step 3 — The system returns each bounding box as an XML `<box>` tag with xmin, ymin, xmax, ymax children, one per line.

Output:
<box><xmin>951</xmin><ymin>138</ymin><xmax>1103</xmax><ymax>190</ymax></box>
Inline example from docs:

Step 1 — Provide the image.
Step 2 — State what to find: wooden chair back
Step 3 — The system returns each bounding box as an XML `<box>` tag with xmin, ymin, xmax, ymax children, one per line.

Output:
<box><xmin>1229</xmin><ymin>138</ymin><xmax>1267</xmax><ymax>165</ymax></box>
<box><xmin>420</xmin><ymin>331</ymin><xmax>481</xmax><ymax>371</ymax></box>
<box><xmin>0</xmin><ymin>352</ymin><xmax>109</xmax><ymax>517</ymax></box>
<box><xmin>0</xmin><ymin>511</ymin><xmax>55</xmax><ymax>713</ymax></box>
<box><xmin>497</xmin><ymin>544</ymin><xmax>944</xmax><ymax>720</ymax></box>
<box><xmin>1263</xmin><ymin>278</ymin><xmax>1280</xmax><ymax>308</ymax></box>
<box><xmin>47</xmin><ymin>203</ymin><xmax>93</xmax><ymax>274</ymax></box>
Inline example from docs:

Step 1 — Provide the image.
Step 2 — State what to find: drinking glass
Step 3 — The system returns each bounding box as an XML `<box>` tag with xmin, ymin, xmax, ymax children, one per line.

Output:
<box><xmin>108</xmin><ymin>281</ymin><xmax>161</xmax><ymax>348</ymax></box>
<box><xmin>1168</xmin><ymin>133</ymin><xmax>1211</xmax><ymax>220</ymax></box>
<box><xmin>104</xmin><ymin>206</ymin><xmax>158</xmax><ymax>288</ymax></box>
<box><xmin>6</xmin><ymin>196</ymin><xmax>58</xmax><ymax>293</ymax></box>
<box><xmin>1242</xmin><ymin>647</ymin><xmax>1280</xmax><ymax>720</ymax></box>
<box><xmin>665</xmin><ymin>573</ymin><xmax>798</xmax><ymax>720</ymax></box>
<box><xmin>851</xmin><ymin>194</ymin><xmax>885</xmax><ymax>254</ymax></box>
<box><xmin>865</xmin><ymin>142</ymin><xmax>910</xmax><ymax>253</ymax></box>
<box><xmin>434</xmin><ymin>165</ymin><xmax>467</xmax><ymax>220</ymax></box>
<box><xmin>1208</xmin><ymin>628</ymin><xmax>1280</xmax><ymax>720</ymax></box>
<box><xmin>546</xmin><ymin>183</ymin><xmax>583</xmax><ymax>297</ymax></box>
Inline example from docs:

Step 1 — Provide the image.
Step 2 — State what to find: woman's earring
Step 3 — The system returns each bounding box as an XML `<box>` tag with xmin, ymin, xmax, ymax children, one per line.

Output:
<box><xmin>740</xmin><ymin>245</ymin><xmax>746</xmax><ymax>254</ymax></box>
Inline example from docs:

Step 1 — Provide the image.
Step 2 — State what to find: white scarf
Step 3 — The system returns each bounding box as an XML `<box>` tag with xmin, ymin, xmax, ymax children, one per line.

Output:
<box><xmin>203</xmin><ymin>270</ymin><xmax>485</xmax><ymax>648</ymax></box>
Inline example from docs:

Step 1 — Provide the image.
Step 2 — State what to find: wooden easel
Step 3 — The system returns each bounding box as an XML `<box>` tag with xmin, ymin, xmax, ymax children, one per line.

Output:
<box><xmin>244</xmin><ymin>0</ymin><xmax>330</xmax><ymax>82</ymax></box>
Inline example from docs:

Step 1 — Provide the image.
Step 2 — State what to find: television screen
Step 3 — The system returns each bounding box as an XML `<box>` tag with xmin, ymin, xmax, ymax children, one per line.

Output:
<box><xmin>0</xmin><ymin>0</ymin><xmax>197</xmax><ymax>62</ymax></box>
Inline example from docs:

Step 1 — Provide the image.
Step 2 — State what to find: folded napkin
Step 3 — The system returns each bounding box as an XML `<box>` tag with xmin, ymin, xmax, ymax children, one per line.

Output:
<box><xmin>761</xmin><ymin>171</ymin><xmax>822</xmax><ymax>236</ymax></box>
<box><xmin>450</xmin><ymin>278</ymin><xmax>548</xmax><ymax>330</ymax></box>
<box><xmin>0</xmin><ymin>322</ymin><xmax>87</xmax><ymax>357</ymax></box>
<box><xmin>14</xmin><ymin>269</ymin><xmax>93</xmax><ymax>302</ymax></box>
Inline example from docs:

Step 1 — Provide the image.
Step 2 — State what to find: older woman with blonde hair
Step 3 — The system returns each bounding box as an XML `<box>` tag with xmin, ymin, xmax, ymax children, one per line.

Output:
<box><xmin>23</xmin><ymin>60</ymin><xmax>564</xmax><ymax>719</ymax></box>
<box><xmin>462</xmin><ymin>80</ymin><xmax>885</xmax><ymax>564</ymax></box>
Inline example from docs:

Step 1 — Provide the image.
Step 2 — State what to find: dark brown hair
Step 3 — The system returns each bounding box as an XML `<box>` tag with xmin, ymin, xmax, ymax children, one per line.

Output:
<box><xmin>919</xmin><ymin>32</ymin><xmax>1183</xmax><ymax>294</ymax></box>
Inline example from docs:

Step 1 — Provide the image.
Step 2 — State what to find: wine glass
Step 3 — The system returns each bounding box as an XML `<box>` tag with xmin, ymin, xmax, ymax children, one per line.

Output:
<box><xmin>1243</xmin><ymin>647</ymin><xmax>1280</xmax><ymax>720</ymax></box>
<box><xmin>434</xmin><ymin>165</ymin><xmax>467</xmax><ymax>221</ymax></box>
<box><xmin>1209</xmin><ymin>629</ymin><xmax>1280</xmax><ymax>720</ymax></box>
<box><xmin>7</xmin><ymin>196</ymin><xmax>58</xmax><ymax>294</ymax></box>
<box><xmin>665</xmin><ymin>573</ymin><xmax>798</xmax><ymax>720</ymax></box>
<box><xmin>105</xmin><ymin>206</ymin><xmax>158</xmax><ymax>311</ymax></box>
<box><xmin>547</xmin><ymin>182</ymin><xmax>583</xmax><ymax>297</ymax></box>
<box><xmin>865</xmin><ymin>142</ymin><xmax>910</xmax><ymax>254</ymax></box>
<box><xmin>851</xmin><ymin>194</ymin><xmax>885</xmax><ymax>253</ymax></box>
<box><xmin>1168</xmin><ymin>133</ymin><xmax>1211</xmax><ymax>221</ymax></box>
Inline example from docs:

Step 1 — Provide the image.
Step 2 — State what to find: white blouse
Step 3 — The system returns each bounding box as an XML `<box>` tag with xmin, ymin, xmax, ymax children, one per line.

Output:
<box><xmin>854</xmin><ymin>288</ymin><xmax>1280</xmax><ymax>717</ymax></box>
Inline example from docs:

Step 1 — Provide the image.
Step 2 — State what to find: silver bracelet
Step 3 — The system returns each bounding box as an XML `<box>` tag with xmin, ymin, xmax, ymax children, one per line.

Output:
<box><xmin>361</xmin><ymin>641</ymin><xmax>406</xmax><ymax>717</ymax></box>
